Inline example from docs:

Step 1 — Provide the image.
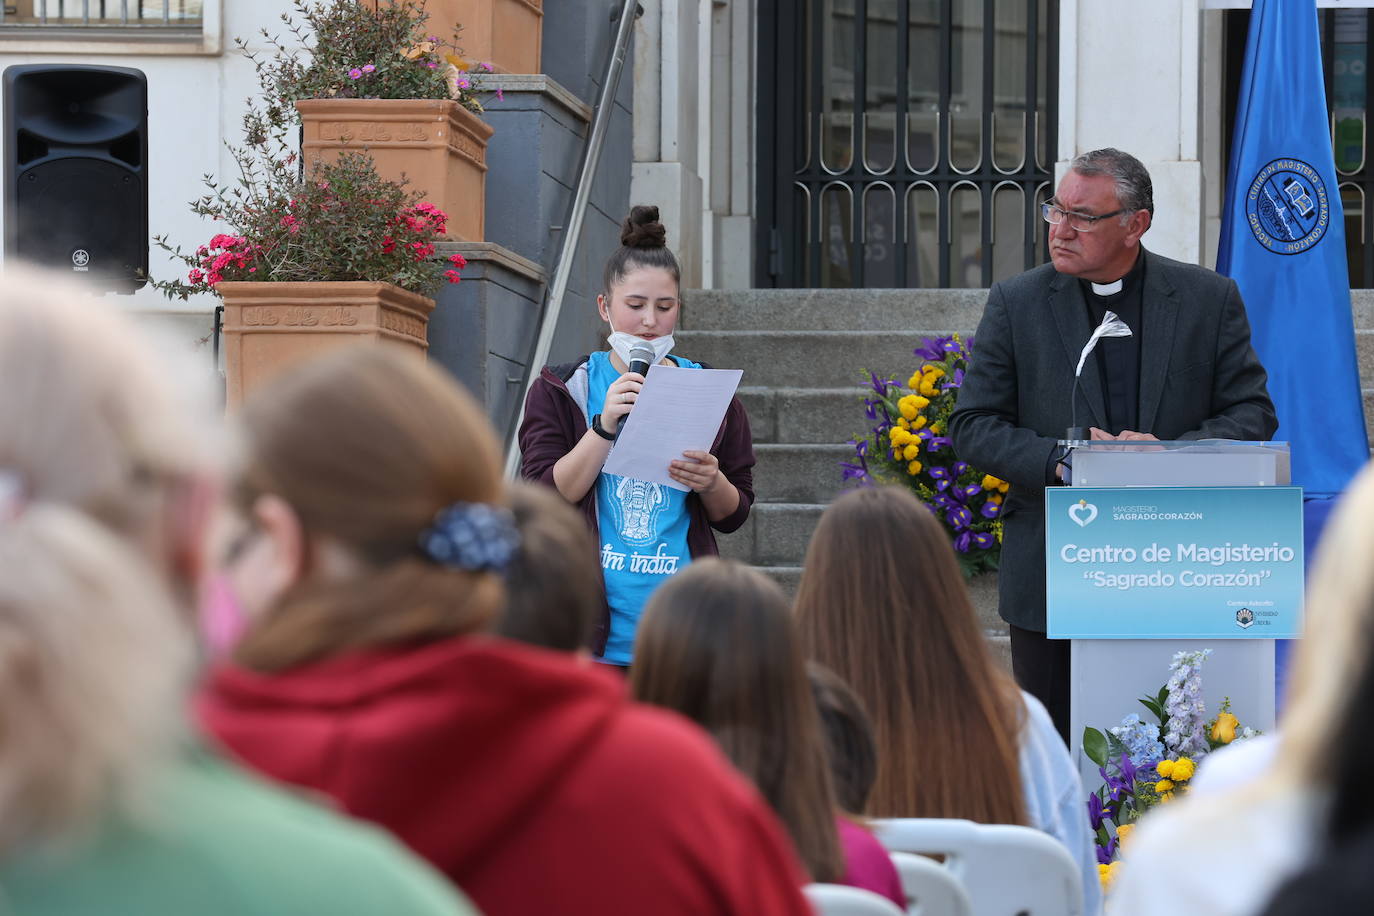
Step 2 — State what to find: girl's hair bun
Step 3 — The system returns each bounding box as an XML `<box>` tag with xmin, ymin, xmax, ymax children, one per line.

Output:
<box><xmin>620</xmin><ymin>205</ymin><xmax>668</xmax><ymax>249</ymax></box>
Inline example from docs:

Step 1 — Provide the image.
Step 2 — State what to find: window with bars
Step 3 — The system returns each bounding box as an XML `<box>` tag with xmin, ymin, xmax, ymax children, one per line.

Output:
<box><xmin>0</xmin><ymin>0</ymin><xmax>201</xmax><ymax>30</ymax></box>
<box><xmin>757</xmin><ymin>0</ymin><xmax>1058</xmax><ymax>289</ymax></box>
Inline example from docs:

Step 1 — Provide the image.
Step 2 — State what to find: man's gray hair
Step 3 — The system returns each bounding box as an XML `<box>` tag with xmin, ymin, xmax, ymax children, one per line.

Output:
<box><xmin>1071</xmin><ymin>148</ymin><xmax>1154</xmax><ymax>219</ymax></box>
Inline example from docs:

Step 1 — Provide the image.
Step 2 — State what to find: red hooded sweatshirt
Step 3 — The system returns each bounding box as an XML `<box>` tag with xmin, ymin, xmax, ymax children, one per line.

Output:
<box><xmin>196</xmin><ymin>637</ymin><xmax>811</xmax><ymax>915</ymax></box>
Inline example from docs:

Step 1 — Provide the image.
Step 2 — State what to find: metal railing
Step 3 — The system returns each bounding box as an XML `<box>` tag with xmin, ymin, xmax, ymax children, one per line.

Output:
<box><xmin>502</xmin><ymin>0</ymin><xmax>642</xmax><ymax>474</ymax></box>
<box><xmin>0</xmin><ymin>0</ymin><xmax>201</xmax><ymax>26</ymax></box>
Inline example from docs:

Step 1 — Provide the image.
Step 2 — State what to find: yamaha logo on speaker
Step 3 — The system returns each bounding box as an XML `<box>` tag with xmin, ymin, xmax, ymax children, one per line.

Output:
<box><xmin>71</xmin><ymin>249</ymin><xmax>90</xmax><ymax>271</ymax></box>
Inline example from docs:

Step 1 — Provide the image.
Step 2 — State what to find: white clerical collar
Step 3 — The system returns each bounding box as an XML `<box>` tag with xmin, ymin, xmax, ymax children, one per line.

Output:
<box><xmin>1090</xmin><ymin>278</ymin><xmax>1124</xmax><ymax>296</ymax></box>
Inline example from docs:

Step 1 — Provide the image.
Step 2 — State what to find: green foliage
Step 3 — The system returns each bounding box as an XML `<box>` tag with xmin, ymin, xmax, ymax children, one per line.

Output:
<box><xmin>242</xmin><ymin>0</ymin><xmax>487</xmax><ymax>135</ymax></box>
<box><xmin>1083</xmin><ymin>727</ymin><xmax>1109</xmax><ymax>768</ymax></box>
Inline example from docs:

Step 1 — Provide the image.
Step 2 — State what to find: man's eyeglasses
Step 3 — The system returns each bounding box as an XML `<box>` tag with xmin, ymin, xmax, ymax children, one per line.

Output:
<box><xmin>1041</xmin><ymin>202</ymin><xmax>1127</xmax><ymax>232</ymax></box>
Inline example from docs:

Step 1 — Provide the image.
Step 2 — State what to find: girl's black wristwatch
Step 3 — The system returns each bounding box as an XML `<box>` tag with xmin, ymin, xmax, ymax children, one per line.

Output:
<box><xmin>589</xmin><ymin>414</ymin><xmax>617</xmax><ymax>441</ymax></box>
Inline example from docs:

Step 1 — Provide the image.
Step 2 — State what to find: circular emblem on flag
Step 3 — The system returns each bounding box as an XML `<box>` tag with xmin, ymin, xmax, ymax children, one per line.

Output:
<box><xmin>71</xmin><ymin>249</ymin><xmax>90</xmax><ymax>267</ymax></box>
<box><xmin>1244</xmin><ymin>158</ymin><xmax>1329</xmax><ymax>255</ymax></box>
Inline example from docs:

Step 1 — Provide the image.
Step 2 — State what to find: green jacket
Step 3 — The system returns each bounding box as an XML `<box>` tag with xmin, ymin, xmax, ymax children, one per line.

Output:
<box><xmin>0</xmin><ymin>749</ymin><xmax>478</xmax><ymax>916</ymax></box>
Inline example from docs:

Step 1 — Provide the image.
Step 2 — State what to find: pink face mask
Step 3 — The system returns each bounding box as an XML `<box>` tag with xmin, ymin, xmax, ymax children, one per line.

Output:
<box><xmin>198</xmin><ymin>573</ymin><xmax>249</xmax><ymax>658</ymax></box>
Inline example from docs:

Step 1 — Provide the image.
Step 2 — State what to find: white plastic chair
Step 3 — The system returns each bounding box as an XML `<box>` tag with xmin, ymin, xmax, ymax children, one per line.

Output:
<box><xmin>804</xmin><ymin>883</ymin><xmax>907</xmax><ymax>916</ymax></box>
<box><xmin>890</xmin><ymin>851</ymin><xmax>973</xmax><ymax>916</ymax></box>
<box><xmin>872</xmin><ymin>818</ymin><xmax>1083</xmax><ymax>916</ymax></box>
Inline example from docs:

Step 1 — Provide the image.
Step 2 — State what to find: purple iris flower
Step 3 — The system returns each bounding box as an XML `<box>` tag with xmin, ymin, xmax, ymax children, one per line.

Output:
<box><xmin>864</xmin><ymin>400</ymin><xmax>879</xmax><ymax>420</ymax></box>
<box><xmin>913</xmin><ymin>337</ymin><xmax>945</xmax><ymax>361</ymax></box>
<box><xmin>980</xmin><ymin>501</ymin><xmax>1001</xmax><ymax>518</ymax></box>
<box><xmin>928</xmin><ymin>466</ymin><xmax>948</xmax><ymax>480</ymax></box>
<box><xmin>953</xmin><ymin>461</ymin><xmax>969</xmax><ymax>475</ymax></box>
<box><xmin>868</xmin><ymin>371</ymin><xmax>897</xmax><ymax>397</ymax></box>
<box><xmin>943</xmin><ymin>367</ymin><xmax>966</xmax><ymax>388</ymax></box>
<box><xmin>928</xmin><ymin>436</ymin><xmax>953</xmax><ymax>452</ymax></box>
<box><xmin>961</xmin><ymin>484</ymin><xmax>982</xmax><ymax>500</ymax></box>
<box><xmin>940</xmin><ymin>337</ymin><xmax>961</xmax><ymax>353</ymax></box>
<box><xmin>954</xmin><ymin>531</ymin><xmax>972</xmax><ymax>552</ymax></box>
<box><xmin>1118</xmin><ymin>753</ymin><xmax>1139</xmax><ymax>789</ymax></box>
<box><xmin>840</xmin><ymin>463</ymin><xmax>872</xmax><ymax>483</ymax></box>
<box><xmin>1087</xmin><ymin>793</ymin><xmax>1106</xmax><ymax>831</ymax></box>
<box><xmin>972</xmin><ymin>532</ymin><xmax>994</xmax><ymax>549</ymax></box>
<box><xmin>1095</xmin><ymin>837</ymin><xmax>1118</xmax><ymax>866</ymax></box>
<box><xmin>947</xmin><ymin>506</ymin><xmax>973</xmax><ymax>530</ymax></box>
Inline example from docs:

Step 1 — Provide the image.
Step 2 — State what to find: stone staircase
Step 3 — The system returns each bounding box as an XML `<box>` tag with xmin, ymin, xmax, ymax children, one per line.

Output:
<box><xmin>678</xmin><ymin>288</ymin><xmax>1374</xmax><ymax>674</ymax></box>
<box><xmin>676</xmin><ymin>288</ymin><xmax>1011</xmax><ymax>669</ymax></box>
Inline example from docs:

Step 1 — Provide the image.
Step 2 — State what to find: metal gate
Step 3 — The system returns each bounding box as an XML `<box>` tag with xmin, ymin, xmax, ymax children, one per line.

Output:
<box><xmin>757</xmin><ymin>0</ymin><xmax>1059</xmax><ymax>289</ymax></box>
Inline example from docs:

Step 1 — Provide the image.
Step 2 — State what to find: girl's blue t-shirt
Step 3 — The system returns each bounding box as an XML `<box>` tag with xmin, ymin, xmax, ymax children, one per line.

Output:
<box><xmin>586</xmin><ymin>350</ymin><xmax>701</xmax><ymax>665</ymax></box>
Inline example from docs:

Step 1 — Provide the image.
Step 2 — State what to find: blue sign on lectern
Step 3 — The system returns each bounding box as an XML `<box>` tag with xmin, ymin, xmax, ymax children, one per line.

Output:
<box><xmin>1046</xmin><ymin>486</ymin><xmax>1304</xmax><ymax>639</ymax></box>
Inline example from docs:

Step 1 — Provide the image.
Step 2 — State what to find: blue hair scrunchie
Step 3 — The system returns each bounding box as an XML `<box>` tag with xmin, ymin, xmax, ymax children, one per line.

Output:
<box><xmin>418</xmin><ymin>502</ymin><xmax>520</xmax><ymax>573</ymax></box>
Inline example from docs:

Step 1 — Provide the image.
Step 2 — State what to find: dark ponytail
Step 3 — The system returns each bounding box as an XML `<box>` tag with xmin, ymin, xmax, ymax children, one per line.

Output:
<box><xmin>603</xmin><ymin>205</ymin><xmax>682</xmax><ymax>295</ymax></box>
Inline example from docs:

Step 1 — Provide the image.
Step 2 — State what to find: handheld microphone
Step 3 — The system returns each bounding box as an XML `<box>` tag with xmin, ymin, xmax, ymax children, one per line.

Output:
<box><xmin>1067</xmin><ymin>310</ymin><xmax>1133</xmax><ymax>441</ymax></box>
<box><xmin>627</xmin><ymin>343</ymin><xmax>655</xmax><ymax>378</ymax></box>
<box><xmin>620</xmin><ymin>342</ymin><xmax>657</xmax><ymax>432</ymax></box>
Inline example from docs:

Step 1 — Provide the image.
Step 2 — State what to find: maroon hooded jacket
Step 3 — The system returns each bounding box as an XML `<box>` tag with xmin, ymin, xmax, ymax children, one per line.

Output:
<box><xmin>518</xmin><ymin>357</ymin><xmax>756</xmax><ymax>654</ymax></box>
<box><xmin>196</xmin><ymin>637</ymin><xmax>810</xmax><ymax>915</ymax></box>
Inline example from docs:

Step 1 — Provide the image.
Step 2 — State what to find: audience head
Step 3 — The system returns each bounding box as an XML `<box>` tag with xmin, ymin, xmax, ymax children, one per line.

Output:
<box><xmin>631</xmin><ymin>558</ymin><xmax>844</xmax><ymax>881</ymax></box>
<box><xmin>808</xmin><ymin>662</ymin><xmax>879</xmax><ymax>817</ymax></box>
<box><xmin>794</xmin><ymin>486</ymin><xmax>1026</xmax><ymax>823</ymax></box>
<box><xmin>226</xmin><ymin>345</ymin><xmax>509</xmax><ymax>672</ymax></box>
<box><xmin>498</xmin><ymin>481</ymin><xmax>602</xmax><ymax>652</ymax></box>
<box><xmin>1275</xmin><ymin>463</ymin><xmax>1374</xmax><ymax>836</ymax></box>
<box><xmin>0</xmin><ymin>270</ymin><xmax>213</xmax><ymax>853</ymax></box>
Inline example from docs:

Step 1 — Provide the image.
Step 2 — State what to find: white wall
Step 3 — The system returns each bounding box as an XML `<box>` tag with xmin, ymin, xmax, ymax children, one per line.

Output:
<box><xmin>1058</xmin><ymin>0</ymin><xmax>1204</xmax><ymax>264</ymax></box>
<box><xmin>0</xmin><ymin>0</ymin><xmax>284</xmax><ymax>343</ymax></box>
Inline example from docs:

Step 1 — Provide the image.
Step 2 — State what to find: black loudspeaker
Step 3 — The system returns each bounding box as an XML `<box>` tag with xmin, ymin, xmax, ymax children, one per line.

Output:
<box><xmin>3</xmin><ymin>65</ymin><xmax>148</xmax><ymax>294</ymax></box>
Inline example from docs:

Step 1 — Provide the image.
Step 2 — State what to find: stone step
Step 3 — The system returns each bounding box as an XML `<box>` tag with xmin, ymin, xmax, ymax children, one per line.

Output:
<box><xmin>753</xmin><ymin>443</ymin><xmax>856</xmax><ymax>503</ymax></box>
<box><xmin>679</xmin><ymin>330</ymin><xmax>969</xmax><ymax>390</ymax></box>
<box><xmin>684</xmin><ymin>288</ymin><xmax>988</xmax><ymax>332</ymax></box>
<box><xmin>717</xmin><ymin>502</ymin><xmax>825</xmax><ymax>567</ymax></box>
<box><xmin>740</xmin><ymin>386</ymin><xmax>875</xmax><ymax>445</ymax></box>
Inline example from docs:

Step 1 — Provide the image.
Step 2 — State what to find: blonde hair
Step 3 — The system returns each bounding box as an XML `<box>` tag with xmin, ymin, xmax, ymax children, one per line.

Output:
<box><xmin>1275</xmin><ymin>462</ymin><xmax>1374</xmax><ymax>787</ymax></box>
<box><xmin>0</xmin><ymin>270</ymin><xmax>208</xmax><ymax>854</ymax></box>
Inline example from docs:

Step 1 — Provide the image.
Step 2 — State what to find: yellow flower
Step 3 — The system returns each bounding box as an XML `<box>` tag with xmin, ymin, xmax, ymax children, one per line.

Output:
<box><xmin>918</xmin><ymin>378</ymin><xmax>939</xmax><ymax>397</ymax></box>
<box><xmin>922</xmin><ymin>365</ymin><xmax>945</xmax><ymax>378</ymax></box>
<box><xmin>929</xmin><ymin>421</ymin><xmax>943</xmax><ymax>434</ymax></box>
<box><xmin>1114</xmin><ymin>823</ymin><xmax>1134</xmax><ymax>850</ymax></box>
<box><xmin>889</xmin><ymin>428</ymin><xmax>912</xmax><ymax>447</ymax></box>
<box><xmin>1170</xmin><ymin>757</ymin><xmax>1196</xmax><ymax>782</ymax></box>
<box><xmin>898</xmin><ymin>397</ymin><xmax>919</xmax><ymax>421</ymax></box>
<box><xmin>1159</xmin><ymin>790</ymin><xmax>1175</xmax><ymax>803</ymax></box>
<box><xmin>907</xmin><ymin>459</ymin><xmax>923</xmax><ymax>476</ymax></box>
<box><xmin>1155</xmin><ymin>760</ymin><xmax>1175</xmax><ymax>780</ymax></box>
<box><xmin>903</xmin><ymin>444</ymin><xmax>920</xmax><ymax>461</ymax></box>
<box><xmin>1154</xmin><ymin>779</ymin><xmax>1174</xmax><ymax>794</ymax></box>
<box><xmin>981</xmin><ymin>474</ymin><xmax>1005</xmax><ymax>491</ymax></box>
<box><xmin>908</xmin><ymin>373</ymin><xmax>923</xmax><ymax>389</ymax></box>
<box><xmin>989</xmin><ymin>493</ymin><xmax>1003</xmax><ymax>505</ymax></box>
<box><xmin>911</xmin><ymin>415</ymin><xmax>927</xmax><ymax>431</ymax></box>
<box><xmin>909</xmin><ymin>394</ymin><xmax>930</xmax><ymax>409</ymax></box>
<box><xmin>898</xmin><ymin>418</ymin><xmax>911</xmax><ymax>430</ymax></box>
<box><xmin>1097</xmin><ymin>861</ymin><xmax>1120</xmax><ymax>890</ymax></box>
<box><xmin>1211</xmin><ymin>711</ymin><xmax>1239</xmax><ymax>745</ymax></box>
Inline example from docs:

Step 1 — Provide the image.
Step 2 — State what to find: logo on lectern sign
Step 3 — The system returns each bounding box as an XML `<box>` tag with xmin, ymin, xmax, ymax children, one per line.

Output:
<box><xmin>1245</xmin><ymin>157</ymin><xmax>1329</xmax><ymax>255</ymax></box>
<box><xmin>1069</xmin><ymin>499</ymin><xmax>1098</xmax><ymax>528</ymax></box>
<box><xmin>1235</xmin><ymin>607</ymin><xmax>1256</xmax><ymax>629</ymax></box>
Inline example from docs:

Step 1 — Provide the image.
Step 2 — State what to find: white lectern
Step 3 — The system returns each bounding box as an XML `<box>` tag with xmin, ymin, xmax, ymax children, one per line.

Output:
<box><xmin>1051</xmin><ymin>441</ymin><xmax>1298</xmax><ymax>784</ymax></box>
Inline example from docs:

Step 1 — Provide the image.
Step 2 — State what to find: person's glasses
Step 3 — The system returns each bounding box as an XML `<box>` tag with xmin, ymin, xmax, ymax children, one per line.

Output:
<box><xmin>1041</xmin><ymin>201</ymin><xmax>1127</xmax><ymax>232</ymax></box>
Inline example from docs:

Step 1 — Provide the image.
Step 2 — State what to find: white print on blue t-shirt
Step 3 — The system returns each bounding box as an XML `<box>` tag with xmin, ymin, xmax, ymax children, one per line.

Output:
<box><xmin>585</xmin><ymin>350</ymin><xmax>700</xmax><ymax>665</ymax></box>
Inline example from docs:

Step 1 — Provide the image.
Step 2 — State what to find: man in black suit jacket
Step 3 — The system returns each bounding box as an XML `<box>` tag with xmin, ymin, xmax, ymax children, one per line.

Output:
<box><xmin>949</xmin><ymin>148</ymin><xmax>1277</xmax><ymax>741</ymax></box>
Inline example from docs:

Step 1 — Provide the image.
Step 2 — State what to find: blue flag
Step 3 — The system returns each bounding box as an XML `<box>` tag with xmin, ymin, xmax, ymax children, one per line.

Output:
<box><xmin>1217</xmin><ymin>0</ymin><xmax>1368</xmax><ymax>498</ymax></box>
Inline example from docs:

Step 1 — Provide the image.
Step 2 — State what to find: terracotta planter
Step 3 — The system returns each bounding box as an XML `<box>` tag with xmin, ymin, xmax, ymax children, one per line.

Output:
<box><xmin>296</xmin><ymin>98</ymin><xmax>494</xmax><ymax>242</ymax></box>
<box><xmin>219</xmin><ymin>281</ymin><xmax>436</xmax><ymax>407</ymax></box>
<box><xmin>429</xmin><ymin>0</ymin><xmax>542</xmax><ymax>74</ymax></box>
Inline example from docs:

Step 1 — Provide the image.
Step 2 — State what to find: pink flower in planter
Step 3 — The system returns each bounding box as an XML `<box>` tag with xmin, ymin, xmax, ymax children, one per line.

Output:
<box><xmin>361</xmin><ymin>64</ymin><xmax>376</xmax><ymax>73</ymax></box>
<box><xmin>348</xmin><ymin>68</ymin><xmax>364</xmax><ymax>79</ymax></box>
<box><xmin>444</xmin><ymin>269</ymin><xmax>462</xmax><ymax>284</ymax></box>
<box><xmin>448</xmin><ymin>253</ymin><xmax>467</xmax><ymax>269</ymax></box>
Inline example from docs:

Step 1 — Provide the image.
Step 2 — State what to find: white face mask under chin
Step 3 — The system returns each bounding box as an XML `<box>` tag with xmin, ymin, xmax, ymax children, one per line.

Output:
<box><xmin>607</xmin><ymin>331</ymin><xmax>675</xmax><ymax>368</ymax></box>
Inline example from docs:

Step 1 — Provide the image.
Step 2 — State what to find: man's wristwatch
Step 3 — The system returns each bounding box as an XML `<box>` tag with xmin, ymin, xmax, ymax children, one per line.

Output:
<box><xmin>589</xmin><ymin>414</ymin><xmax>616</xmax><ymax>441</ymax></box>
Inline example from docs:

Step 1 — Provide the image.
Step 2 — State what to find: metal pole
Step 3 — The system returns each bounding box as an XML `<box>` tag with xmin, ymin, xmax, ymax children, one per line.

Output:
<box><xmin>502</xmin><ymin>0</ymin><xmax>642</xmax><ymax>478</ymax></box>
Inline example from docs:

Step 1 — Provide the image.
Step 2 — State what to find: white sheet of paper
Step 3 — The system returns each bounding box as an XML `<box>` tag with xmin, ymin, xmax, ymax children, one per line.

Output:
<box><xmin>601</xmin><ymin>364</ymin><xmax>743</xmax><ymax>491</ymax></box>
